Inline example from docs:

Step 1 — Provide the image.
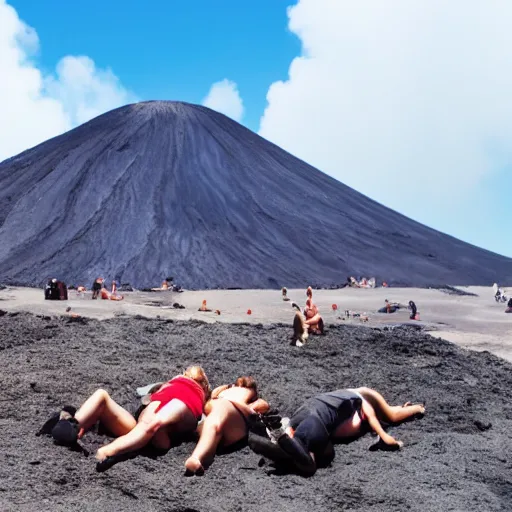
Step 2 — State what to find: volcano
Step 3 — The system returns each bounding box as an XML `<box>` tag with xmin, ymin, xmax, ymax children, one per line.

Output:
<box><xmin>0</xmin><ymin>101</ymin><xmax>510</xmax><ymax>289</ymax></box>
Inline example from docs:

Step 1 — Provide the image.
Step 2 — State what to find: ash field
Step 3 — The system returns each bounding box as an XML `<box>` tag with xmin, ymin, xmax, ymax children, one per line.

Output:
<box><xmin>1</xmin><ymin>311</ymin><xmax>511</xmax><ymax>512</ymax></box>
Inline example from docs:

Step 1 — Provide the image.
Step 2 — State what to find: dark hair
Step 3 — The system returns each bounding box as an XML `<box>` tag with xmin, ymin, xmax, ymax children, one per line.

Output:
<box><xmin>235</xmin><ymin>376</ymin><xmax>258</xmax><ymax>401</ymax></box>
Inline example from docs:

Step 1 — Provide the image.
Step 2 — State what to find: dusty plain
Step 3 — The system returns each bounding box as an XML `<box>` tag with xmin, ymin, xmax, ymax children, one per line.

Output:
<box><xmin>0</xmin><ymin>285</ymin><xmax>511</xmax><ymax>512</ymax></box>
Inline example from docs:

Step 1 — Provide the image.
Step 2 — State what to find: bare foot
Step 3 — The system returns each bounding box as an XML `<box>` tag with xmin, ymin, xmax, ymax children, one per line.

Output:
<box><xmin>369</xmin><ymin>437</ymin><xmax>404</xmax><ymax>451</ymax></box>
<box><xmin>185</xmin><ymin>456</ymin><xmax>204</xmax><ymax>476</ymax></box>
<box><xmin>411</xmin><ymin>404</ymin><xmax>426</xmax><ymax>415</ymax></box>
<box><xmin>403</xmin><ymin>402</ymin><xmax>426</xmax><ymax>415</ymax></box>
<box><xmin>96</xmin><ymin>447</ymin><xmax>109</xmax><ymax>462</ymax></box>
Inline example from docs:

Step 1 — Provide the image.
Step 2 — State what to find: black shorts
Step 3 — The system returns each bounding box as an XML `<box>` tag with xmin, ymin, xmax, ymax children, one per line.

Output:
<box><xmin>289</xmin><ymin>404</ymin><xmax>332</xmax><ymax>454</ymax></box>
<box><xmin>289</xmin><ymin>390</ymin><xmax>362</xmax><ymax>454</ymax></box>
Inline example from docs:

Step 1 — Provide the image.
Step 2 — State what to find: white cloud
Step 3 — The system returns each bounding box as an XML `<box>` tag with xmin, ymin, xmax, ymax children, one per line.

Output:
<box><xmin>202</xmin><ymin>79</ymin><xmax>244</xmax><ymax>122</ymax></box>
<box><xmin>259</xmin><ymin>0</ymin><xmax>512</xmax><ymax>253</ymax></box>
<box><xmin>0</xmin><ymin>0</ymin><xmax>134</xmax><ymax>162</ymax></box>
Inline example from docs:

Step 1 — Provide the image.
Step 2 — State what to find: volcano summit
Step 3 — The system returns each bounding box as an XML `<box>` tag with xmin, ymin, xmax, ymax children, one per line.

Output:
<box><xmin>0</xmin><ymin>101</ymin><xmax>510</xmax><ymax>289</ymax></box>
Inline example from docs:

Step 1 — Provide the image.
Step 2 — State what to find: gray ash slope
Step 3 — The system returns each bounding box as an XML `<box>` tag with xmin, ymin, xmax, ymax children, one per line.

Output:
<box><xmin>0</xmin><ymin>100</ymin><xmax>510</xmax><ymax>288</ymax></box>
<box><xmin>1</xmin><ymin>313</ymin><xmax>511</xmax><ymax>512</ymax></box>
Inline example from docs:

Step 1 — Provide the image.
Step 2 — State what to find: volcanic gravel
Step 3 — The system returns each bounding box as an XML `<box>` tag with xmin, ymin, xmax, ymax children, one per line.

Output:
<box><xmin>1</xmin><ymin>312</ymin><xmax>511</xmax><ymax>512</ymax></box>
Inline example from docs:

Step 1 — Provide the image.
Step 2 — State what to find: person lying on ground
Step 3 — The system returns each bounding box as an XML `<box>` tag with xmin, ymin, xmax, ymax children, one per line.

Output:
<box><xmin>100</xmin><ymin>284</ymin><xmax>124</xmax><ymax>301</ymax></box>
<box><xmin>184</xmin><ymin>376</ymin><xmax>270</xmax><ymax>475</ymax></box>
<box><xmin>349</xmin><ymin>276</ymin><xmax>360</xmax><ymax>288</ymax></box>
<box><xmin>151</xmin><ymin>279</ymin><xmax>170</xmax><ymax>291</ymax></box>
<box><xmin>378</xmin><ymin>299</ymin><xmax>401</xmax><ymax>314</ymax></box>
<box><xmin>249</xmin><ymin>387</ymin><xmax>425</xmax><ymax>476</ymax></box>
<box><xmin>47</xmin><ymin>366</ymin><xmax>211</xmax><ymax>472</ymax></box>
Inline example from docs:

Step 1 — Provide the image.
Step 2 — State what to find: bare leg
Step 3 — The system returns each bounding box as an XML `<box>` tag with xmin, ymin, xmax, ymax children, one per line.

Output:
<box><xmin>356</xmin><ymin>388</ymin><xmax>425</xmax><ymax>423</ymax></box>
<box><xmin>185</xmin><ymin>401</ymin><xmax>247</xmax><ymax>474</ymax></box>
<box><xmin>74</xmin><ymin>389</ymin><xmax>136</xmax><ymax>438</ymax></box>
<box><xmin>304</xmin><ymin>313</ymin><xmax>322</xmax><ymax>326</ymax></box>
<box><xmin>96</xmin><ymin>399</ymin><xmax>196</xmax><ymax>461</ymax></box>
<box><xmin>305</xmin><ymin>314</ymin><xmax>323</xmax><ymax>334</ymax></box>
<box><xmin>293</xmin><ymin>312</ymin><xmax>309</xmax><ymax>345</ymax></box>
<box><xmin>361</xmin><ymin>400</ymin><xmax>401</xmax><ymax>447</ymax></box>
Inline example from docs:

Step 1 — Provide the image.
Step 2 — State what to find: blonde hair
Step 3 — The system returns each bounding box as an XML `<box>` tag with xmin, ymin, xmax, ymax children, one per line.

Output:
<box><xmin>184</xmin><ymin>366</ymin><xmax>211</xmax><ymax>400</ymax></box>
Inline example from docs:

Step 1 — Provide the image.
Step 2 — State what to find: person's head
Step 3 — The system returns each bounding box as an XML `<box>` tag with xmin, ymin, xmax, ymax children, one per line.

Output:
<box><xmin>385</xmin><ymin>299</ymin><xmax>389</xmax><ymax>303</ymax></box>
<box><xmin>184</xmin><ymin>366</ymin><xmax>211</xmax><ymax>399</ymax></box>
<box><xmin>234</xmin><ymin>376</ymin><xmax>258</xmax><ymax>402</ymax></box>
<box><xmin>306</xmin><ymin>286</ymin><xmax>313</xmax><ymax>298</ymax></box>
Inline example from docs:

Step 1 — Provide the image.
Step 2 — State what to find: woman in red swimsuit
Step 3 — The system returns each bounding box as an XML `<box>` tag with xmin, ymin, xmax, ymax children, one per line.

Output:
<box><xmin>52</xmin><ymin>366</ymin><xmax>211</xmax><ymax>471</ymax></box>
<box><xmin>184</xmin><ymin>376</ymin><xmax>270</xmax><ymax>475</ymax></box>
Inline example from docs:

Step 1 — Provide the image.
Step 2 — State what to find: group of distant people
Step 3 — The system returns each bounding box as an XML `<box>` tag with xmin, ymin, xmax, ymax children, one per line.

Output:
<box><xmin>378</xmin><ymin>299</ymin><xmax>419</xmax><ymax>319</ymax></box>
<box><xmin>289</xmin><ymin>287</ymin><xmax>422</xmax><ymax>346</ymax></box>
<box><xmin>91</xmin><ymin>277</ymin><xmax>124</xmax><ymax>301</ymax></box>
<box><xmin>40</xmin><ymin>367</ymin><xmax>425</xmax><ymax>477</ymax></box>
<box><xmin>493</xmin><ymin>283</ymin><xmax>512</xmax><ymax>313</ymax></box>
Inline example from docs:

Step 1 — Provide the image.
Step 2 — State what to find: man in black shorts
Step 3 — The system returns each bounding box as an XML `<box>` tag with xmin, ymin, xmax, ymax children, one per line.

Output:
<box><xmin>249</xmin><ymin>388</ymin><xmax>424</xmax><ymax>476</ymax></box>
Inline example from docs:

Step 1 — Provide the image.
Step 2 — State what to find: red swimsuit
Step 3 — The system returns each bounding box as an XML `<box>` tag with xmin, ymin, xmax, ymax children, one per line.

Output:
<box><xmin>150</xmin><ymin>376</ymin><xmax>205</xmax><ymax>419</ymax></box>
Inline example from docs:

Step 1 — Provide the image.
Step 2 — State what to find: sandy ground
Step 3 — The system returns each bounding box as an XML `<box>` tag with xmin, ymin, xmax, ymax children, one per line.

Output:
<box><xmin>1</xmin><ymin>312</ymin><xmax>512</xmax><ymax>512</ymax></box>
<box><xmin>0</xmin><ymin>285</ymin><xmax>510</xmax><ymax>360</ymax></box>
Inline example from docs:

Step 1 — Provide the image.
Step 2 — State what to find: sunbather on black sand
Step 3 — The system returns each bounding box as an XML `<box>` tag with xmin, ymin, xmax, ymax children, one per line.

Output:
<box><xmin>46</xmin><ymin>366</ymin><xmax>210</xmax><ymax>471</ymax></box>
<box><xmin>378</xmin><ymin>299</ymin><xmax>401</xmax><ymax>314</ymax></box>
<box><xmin>184</xmin><ymin>376</ymin><xmax>270</xmax><ymax>475</ymax></box>
<box><xmin>249</xmin><ymin>388</ymin><xmax>425</xmax><ymax>476</ymax></box>
<box><xmin>291</xmin><ymin>287</ymin><xmax>325</xmax><ymax>345</ymax></box>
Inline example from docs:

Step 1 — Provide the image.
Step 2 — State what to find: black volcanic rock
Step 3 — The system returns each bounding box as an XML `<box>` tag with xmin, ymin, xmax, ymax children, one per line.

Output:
<box><xmin>0</xmin><ymin>101</ymin><xmax>510</xmax><ymax>289</ymax></box>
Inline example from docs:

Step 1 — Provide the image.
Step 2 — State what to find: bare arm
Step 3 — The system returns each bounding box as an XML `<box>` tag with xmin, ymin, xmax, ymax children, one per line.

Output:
<box><xmin>211</xmin><ymin>385</ymin><xmax>230</xmax><ymax>399</ymax></box>
<box><xmin>250</xmin><ymin>399</ymin><xmax>270</xmax><ymax>414</ymax></box>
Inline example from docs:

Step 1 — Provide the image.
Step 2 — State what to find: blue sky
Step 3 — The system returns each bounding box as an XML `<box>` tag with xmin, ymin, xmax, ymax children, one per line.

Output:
<box><xmin>9</xmin><ymin>0</ymin><xmax>299</xmax><ymax>131</ymax></box>
<box><xmin>3</xmin><ymin>0</ymin><xmax>512</xmax><ymax>259</ymax></box>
